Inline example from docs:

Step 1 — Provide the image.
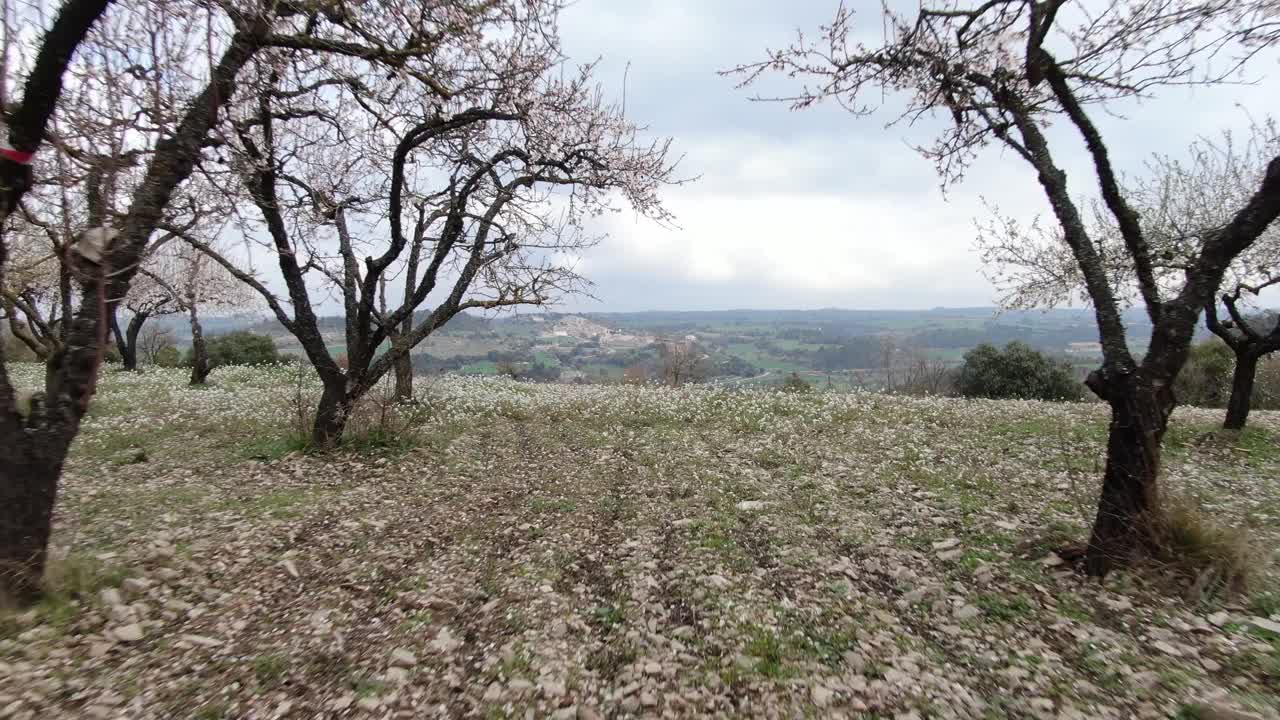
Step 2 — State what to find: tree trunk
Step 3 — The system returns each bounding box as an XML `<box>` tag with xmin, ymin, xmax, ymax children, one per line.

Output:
<box><xmin>188</xmin><ymin>304</ymin><xmax>209</xmax><ymax>385</ymax></box>
<box><xmin>118</xmin><ymin>311</ymin><xmax>148</xmax><ymax>372</ymax></box>
<box><xmin>0</xmin><ymin>431</ymin><xmax>65</xmax><ymax>604</ymax></box>
<box><xmin>312</xmin><ymin>380</ymin><xmax>351</xmax><ymax>449</ymax></box>
<box><xmin>394</xmin><ymin>352</ymin><xmax>413</xmax><ymax>401</ymax></box>
<box><xmin>109</xmin><ymin>307</ymin><xmax>126</xmax><ymax>365</ymax></box>
<box><xmin>1223</xmin><ymin>350</ymin><xmax>1259</xmax><ymax>431</ymax></box>
<box><xmin>1083</xmin><ymin>371</ymin><xmax>1173</xmax><ymax>577</ymax></box>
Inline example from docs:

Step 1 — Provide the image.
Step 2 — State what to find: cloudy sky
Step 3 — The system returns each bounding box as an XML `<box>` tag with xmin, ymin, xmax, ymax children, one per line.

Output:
<box><xmin>545</xmin><ymin>0</ymin><xmax>1280</xmax><ymax>313</ymax></box>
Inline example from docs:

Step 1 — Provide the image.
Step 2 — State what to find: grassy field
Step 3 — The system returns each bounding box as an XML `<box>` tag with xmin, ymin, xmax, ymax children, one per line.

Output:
<box><xmin>2</xmin><ymin>364</ymin><xmax>1279</xmax><ymax>719</ymax></box>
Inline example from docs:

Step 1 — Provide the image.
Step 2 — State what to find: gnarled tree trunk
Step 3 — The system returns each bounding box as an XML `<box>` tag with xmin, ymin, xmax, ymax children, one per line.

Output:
<box><xmin>312</xmin><ymin>378</ymin><xmax>352</xmax><ymax>448</ymax></box>
<box><xmin>394</xmin><ymin>352</ymin><xmax>413</xmax><ymax>401</ymax></box>
<box><xmin>0</xmin><ymin>439</ymin><xmax>65</xmax><ymax>604</ymax></box>
<box><xmin>1223</xmin><ymin>350</ymin><xmax>1259</xmax><ymax>431</ymax></box>
<box><xmin>1083</xmin><ymin>369</ymin><xmax>1174</xmax><ymax>577</ymax></box>
<box><xmin>110</xmin><ymin>308</ymin><xmax>149</xmax><ymax>371</ymax></box>
<box><xmin>187</xmin><ymin>303</ymin><xmax>209</xmax><ymax>385</ymax></box>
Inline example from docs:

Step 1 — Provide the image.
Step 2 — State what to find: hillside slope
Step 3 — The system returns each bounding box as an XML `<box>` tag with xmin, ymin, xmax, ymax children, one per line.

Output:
<box><xmin>2</xmin><ymin>366</ymin><xmax>1279</xmax><ymax>719</ymax></box>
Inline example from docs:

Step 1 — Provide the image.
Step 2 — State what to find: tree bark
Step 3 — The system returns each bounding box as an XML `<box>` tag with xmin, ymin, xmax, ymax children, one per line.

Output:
<box><xmin>394</xmin><ymin>351</ymin><xmax>413</xmax><ymax>401</ymax></box>
<box><xmin>312</xmin><ymin>379</ymin><xmax>351</xmax><ymax>448</ymax></box>
<box><xmin>187</xmin><ymin>304</ymin><xmax>209</xmax><ymax>385</ymax></box>
<box><xmin>1223</xmin><ymin>350</ymin><xmax>1259</xmax><ymax>431</ymax></box>
<box><xmin>0</xmin><ymin>441</ymin><xmax>63</xmax><ymax>604</ymax></box>
<box><xmin>1083</xmin><ymin>370</ymin><xmax>1173</xmax><ymax>577</ymax></box>
<box><xmin>122</xmin><ymin>311</ymin><xmax>149</xmax><ymax>371</ymax></box>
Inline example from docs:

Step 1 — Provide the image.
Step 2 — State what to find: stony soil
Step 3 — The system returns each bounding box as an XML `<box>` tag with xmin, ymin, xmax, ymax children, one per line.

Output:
<box><xmin>2</xmin><ymin>365</ymin><xmax>1279</xmax><ymax>719</ymax></box>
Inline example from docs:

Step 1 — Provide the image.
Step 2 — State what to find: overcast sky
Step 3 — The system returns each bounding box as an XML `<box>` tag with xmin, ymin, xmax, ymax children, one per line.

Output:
<box><xmin>544</xmin><ymin>0</ymin><xmax>1280</xmax><ymax>313</ymax></box>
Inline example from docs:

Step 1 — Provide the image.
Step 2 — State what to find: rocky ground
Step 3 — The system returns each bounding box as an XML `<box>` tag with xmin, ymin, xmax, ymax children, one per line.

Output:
<box><xmin>1</xmin><ymin>364</ymin><xmax>1279</xmax><ymax>719</ymax></box>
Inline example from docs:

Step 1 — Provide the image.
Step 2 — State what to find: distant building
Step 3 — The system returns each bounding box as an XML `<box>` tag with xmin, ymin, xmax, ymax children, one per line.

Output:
<box><xmin>1066</xmin><ymin>342</ymin><xmax>1102</xmax><ymax>354</ymax></box>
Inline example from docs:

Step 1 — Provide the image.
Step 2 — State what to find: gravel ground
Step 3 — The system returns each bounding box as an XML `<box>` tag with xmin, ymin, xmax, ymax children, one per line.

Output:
<box><xmin>1</xmin><ymin>364</ymin><xmax>1278</xmax><ymax>719</ymax></box>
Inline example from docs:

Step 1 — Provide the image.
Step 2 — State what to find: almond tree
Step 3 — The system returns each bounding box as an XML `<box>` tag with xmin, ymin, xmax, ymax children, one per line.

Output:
<box><xmin>188</xmin><ymin>2</ymin><xmax>679</xmax><ymax>447</ymax></box>
<box><xmin>733</xmin><ymin>0</ymin><xmax>1280</xmax><ymax>576</ymax></box>
<box><xmin>0</xmin><ymin>0</ymin><xmax>279</xmax><ymax>603</ymax></box>
<box><xmin>4</xmin><ymin>0</ymin><xmax>595</xmax><ymax>602</ymax></box>
<box><xmin>982</xmin><ymin>122</ymin><xmax>1280</xmax><ymax>430</ymax></box>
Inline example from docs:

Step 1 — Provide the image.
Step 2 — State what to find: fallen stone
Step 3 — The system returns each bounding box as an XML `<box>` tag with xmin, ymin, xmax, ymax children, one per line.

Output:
<box><xmin>120</xmin><ymin>578</ymin><xmax>151</xmax><ymax>596</ymax></box>
<box><xmin>430</xmin><ymin>627</ymin><xmax>462</xmax><ymax>653</ymax></box>
<box><xmin>541</xmin><ymin>679</ymin><xmax>566</xmax><ymax>698</ymax></box>
<box><xmin>390</xmin><ymin>648</ymin><xmax>417</xmax><ymax>667</ymax></box>
<box><xmin>1247</xmin><ymin>617</ymin><xmax>1280</xmax><ymax>636</ymax></box>
<box><xmin>811</xmin><ymin>685</ymin><xmax>834</xmax><ymax>707</ymax></box>
<box><xmin>954</xmin><ymin>604</ymin><xmax>981</xmax><ymax>620</ymax></box>
<box><xmin>111</xmin><ymin>624</ymin><xmax>144</xmax><ymax>643</ymax></box>
<box><xmin>931</xmin><ymin>538</ymin><xmax>960</xmax><ymax>551</ymax></box>
<box><xmin>99</xmin><ymin>588</ymin><xmax>123</xmax><ymax>607</ymax></box>
<box><xmin>735</xmin><ymin>500</ymin><xmax>766</xmax><ymax>511</ymax></box>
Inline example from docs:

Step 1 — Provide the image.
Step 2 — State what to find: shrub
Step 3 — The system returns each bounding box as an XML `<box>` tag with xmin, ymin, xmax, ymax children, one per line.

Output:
<box><xmin>153</xmin><ymin>345</ymin><xmax>181</xmax><ymax>368</ymax></box>
<box><xmin>186</xmin><ymin>331</ymin><xmax>279</xmax><ymax>369</ymax></box>
<box><xmin>955</xmin><ymin>341</ymin><xmax>1082</xmax><ymax>401</ymax></box>
<box><xmin>779</xmin><ymin>372</ymin><xmax>812</xmax><ymax>393</ymax></box>
<box><xmin>1173</xmin><ymin>339</ymin><xmax>1233</xmax><ymax>408</ymax></box>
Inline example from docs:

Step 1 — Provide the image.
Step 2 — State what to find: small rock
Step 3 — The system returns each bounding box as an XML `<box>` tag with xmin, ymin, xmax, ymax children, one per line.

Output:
<box><xmin>703</xmin><ymin>574</ymin><xmax>730</xmax><ymax>589</ymax></box>
<box><xmin>1152</xmin><ymin>640</ymin><xmax>1184</xmax><ymax>657</ymax></box>
<box><xmin>430</xmin><ymin>627</ymin><xmax>462</xmax><ymax>653</ymax></box>
<box><xmin>385</xmin><ymin>667</ymin><xmax>410</xmax><ymax>685</ymax></box>
<box><xmin>1039</xmin><ymin>553</ymin><xmax>1064</xmax><ymax>567</ymax></box>
<box><xmin>735</xmin><ymin>500</ymin><xmax>766</xmax><ymax>511</ymax></box>
<box><xmin>390</xmin><ymin>648</ymin><xmax>417</xmax><ymax>667</ymax></box>
<box><xmin>811</xmin><ymin>685</ymin><xmax>834</xmax><ymax>707</ymax></box>
<box><xmin>1201</xmin><ymin>657</ymin><xmax>1222</xmax><ymax>672</ymax></box>
<box><xmin>954</xmin><ymin>604</ymin><xmax>981</xmax><ymax>620</ymax></box>
<box><xmin>280</xmin><ymin>559</ymin><xmax>299</xmax><ymax>579</ymax></box>
<box><xmin>121</xmin><ymin>578</ymin><xmax>151</xmax><ymax>596</ymax></box>
<box><xmin>552</xmin><ymin>708</ymin><xmax>577</xmax><ymax>720</ymax></box>
<box><xmin>541</xmin><ymin>679</ymin><xmax>566</xmax><ymax>698</ymax></box>
<box><xmin>931</xmin><ymin>538</ymin><xmax>960</xmax><ymax>551</ymax></box>
<box><xmin>1207</xmin><ymin>611</ymin><xmax>1231</xmax><ymax>627</ymax></box>
<box><xmin>99</xmin><ymin>588</ymin><xmax>123</xmax><ymax>607</ymax></box>
<box><xmin>356</xmin><ymin>697</ymin><xmax>380</xmax><ymax>711</ymax></box>
<box><xmin>1247</xmin><ymin>617</ymin><xmax>1280</xmax><ymax>636</ymax></box>
<box><xmin>87</xmin><ymin>642</ymin><xmax>113</xmax><ymax>658</ymax></box>
<box><xmin>111</xmin><ymin>624</ymin><xmax>144</xmax><ymax>643</ymax></box>
<box><xmin>1104</xmin><ymin>597</ymin><xmax>1133</xmax><ymax>612</ymax></box>
<box><xmin>328</xmin><ymin>695</ymin><xmax>353</xmax><ymax>711</ymax></box>
<box><xmin>639</xmin><ymin>690</ymin><xmax>658</xmax><ymax>707</ymax></box>
<box><xmin>937</xmin><ymin>549</ymin><xmax>964</xmax><ymax>561</ymax></box>
<box><xmin>482</xmin><ymin>681</ymin><xmax>503</xmax><ymax>701</ymax></box>
<box><xmin>181</xmin><ymin>634</ymin><xmax>222</xmax><ymax>648</ymax></box>
<box><xmin>1130</xmin><ymin>671</ymin><xmax>1161</xmax><ymax>690</ymax></box>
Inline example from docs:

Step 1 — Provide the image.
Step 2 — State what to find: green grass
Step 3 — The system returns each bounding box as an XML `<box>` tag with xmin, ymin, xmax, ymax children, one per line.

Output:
<box><xmin>253</xmin><ymin>654</ymin><xmax>289</xmax><ymax>688</ymax></box>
